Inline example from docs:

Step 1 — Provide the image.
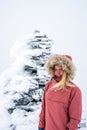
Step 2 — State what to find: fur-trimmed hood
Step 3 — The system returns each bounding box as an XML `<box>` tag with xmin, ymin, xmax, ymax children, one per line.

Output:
<box><xmin>45</xmin><ymin>54</ymin><xmax>76</xmax><ymax>81</ymax></box>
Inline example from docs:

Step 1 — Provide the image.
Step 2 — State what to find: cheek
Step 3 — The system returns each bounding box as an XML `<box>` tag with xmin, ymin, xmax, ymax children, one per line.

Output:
<box><xmin>61</xmin><ymin>71</ymin><xmax>64</xmax><ymax>75</ymax></box>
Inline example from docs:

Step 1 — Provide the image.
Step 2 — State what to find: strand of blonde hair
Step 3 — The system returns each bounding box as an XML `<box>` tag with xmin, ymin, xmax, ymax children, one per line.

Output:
<box><xmin>53</xmin><ymin>71</ymin><xmax>75</xmax><ymax>90</ymax></box>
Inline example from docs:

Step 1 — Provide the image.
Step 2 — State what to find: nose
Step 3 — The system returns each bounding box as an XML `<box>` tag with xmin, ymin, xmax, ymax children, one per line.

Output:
<box><xmin>56</xmin><ymin>70</ymin><xmax>61</xmax><ymax>75</ymax></box>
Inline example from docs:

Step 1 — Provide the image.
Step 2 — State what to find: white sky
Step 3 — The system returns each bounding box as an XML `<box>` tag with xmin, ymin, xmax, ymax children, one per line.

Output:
<box><xmin>0</xmin><ymin>0</ymin><xmax>87</xmax><ymax>105</ymax></box>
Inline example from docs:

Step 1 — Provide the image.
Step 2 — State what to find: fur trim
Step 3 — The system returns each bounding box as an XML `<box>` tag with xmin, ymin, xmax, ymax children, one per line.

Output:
<box><xmin>45</xmin><ymin>54</ymin><xmax>76</xmax><ymax>80</ymax></box>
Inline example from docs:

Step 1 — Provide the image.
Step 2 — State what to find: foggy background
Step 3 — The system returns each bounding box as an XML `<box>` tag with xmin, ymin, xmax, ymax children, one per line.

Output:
<box><xmin>0</xmin><ymin>0</ymin><xmax>87</xmax><ymax>106</ymax></box>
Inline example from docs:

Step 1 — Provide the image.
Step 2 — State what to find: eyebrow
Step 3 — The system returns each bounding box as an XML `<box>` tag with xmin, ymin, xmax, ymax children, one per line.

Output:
<box><xmin>54</xmin><ymin>68</ymin><xmax>63</xmax><ymax>71</ymax></box>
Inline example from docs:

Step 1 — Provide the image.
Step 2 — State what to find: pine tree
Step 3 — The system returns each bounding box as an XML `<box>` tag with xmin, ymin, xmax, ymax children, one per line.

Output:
<box><xmin>0</xmin><ymin>30</ymin><xmax>53</xmax><ymax>113</ymax></box>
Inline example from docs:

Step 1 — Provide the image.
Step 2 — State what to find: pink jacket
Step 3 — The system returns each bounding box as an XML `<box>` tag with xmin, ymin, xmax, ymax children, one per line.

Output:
<box><xmin>38</xmin><ymin>78</ymin><xmax>82</xmax><ymax>130</ymax></box>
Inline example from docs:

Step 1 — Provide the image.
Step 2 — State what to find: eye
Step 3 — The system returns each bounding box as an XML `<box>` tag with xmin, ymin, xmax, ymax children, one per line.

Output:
<box><xmin>54</xmin><ymin>68</ymin><xmax>63</xmax><ymax>72</ymax></box>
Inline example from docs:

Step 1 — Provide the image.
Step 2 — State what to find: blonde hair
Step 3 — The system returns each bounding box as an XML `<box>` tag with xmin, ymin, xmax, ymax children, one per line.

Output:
<box><xmin>53</xmin><ymin>71</ymin><xmax>75</xmax><ymax>90</ymax></box>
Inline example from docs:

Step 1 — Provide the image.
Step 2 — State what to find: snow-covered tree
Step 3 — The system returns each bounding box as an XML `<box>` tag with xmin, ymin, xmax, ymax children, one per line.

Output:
<box><xmin>0</xmin><ymin>31</ymin><xmax>53</xmax><ymax>129</ymax></box>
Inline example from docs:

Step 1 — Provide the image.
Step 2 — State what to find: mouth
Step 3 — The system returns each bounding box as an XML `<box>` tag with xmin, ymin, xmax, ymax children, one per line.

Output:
<box><xmin>54</xmin><ymin>75</ymin><xmax>62</xmax><ymax>82</ymax></box>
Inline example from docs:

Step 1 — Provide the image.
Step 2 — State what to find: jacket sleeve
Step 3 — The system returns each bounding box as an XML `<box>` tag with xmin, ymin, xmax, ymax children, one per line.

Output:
<box><xmin>67</xmin><ymin>87</ymin><xmax>82</xmax><ymax>130</ymax></box>
<box><xmin>38</xmin><ymin>82</ymin><xmax>50</xmax><ymax>129</ymax></box>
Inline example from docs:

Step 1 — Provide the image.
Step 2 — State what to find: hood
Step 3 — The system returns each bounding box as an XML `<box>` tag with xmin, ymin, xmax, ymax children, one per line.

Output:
<box><xmin>45</xmin><ymin>54</ymin><xmax>76</xmax><ymax>81</ymax></box>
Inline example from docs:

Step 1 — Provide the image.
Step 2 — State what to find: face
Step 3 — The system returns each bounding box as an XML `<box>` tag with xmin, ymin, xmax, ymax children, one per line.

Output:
<box><xmin>54</xmin><ymin>65</ymin><xmax>64</xmax><ymax>78</ymax></box>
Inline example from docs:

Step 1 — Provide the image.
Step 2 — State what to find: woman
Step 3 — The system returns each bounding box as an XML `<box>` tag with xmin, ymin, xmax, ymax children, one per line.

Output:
<box><xmin>38</xmin><ymin>54</ymin><xmax>82</xmax><ymax>130</ymax></box>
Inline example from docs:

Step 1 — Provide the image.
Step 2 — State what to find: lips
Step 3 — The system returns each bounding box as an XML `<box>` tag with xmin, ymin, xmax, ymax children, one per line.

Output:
<box><xmin>53</xmin><ymin>75</ymin><xmax>62</xmax><ymax>82</ymax></box>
